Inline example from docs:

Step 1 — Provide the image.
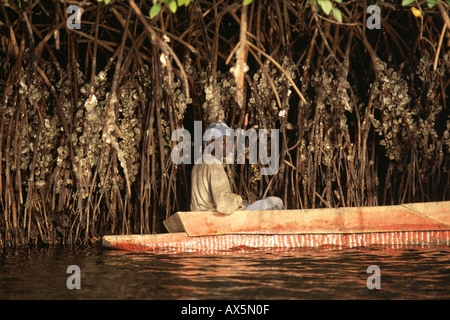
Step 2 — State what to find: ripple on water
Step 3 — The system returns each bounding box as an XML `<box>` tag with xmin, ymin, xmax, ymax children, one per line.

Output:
<box><xmin>0</xmin><ymin>245</ymin><xmax>449</xmax><ymax>299</ymax></box>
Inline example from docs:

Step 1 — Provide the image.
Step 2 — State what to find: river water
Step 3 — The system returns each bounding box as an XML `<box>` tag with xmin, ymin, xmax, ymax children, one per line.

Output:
<box><xmin>1</xmin><ymin>245</ymin><xmax>449</xmax><ymax>300</ymax></box>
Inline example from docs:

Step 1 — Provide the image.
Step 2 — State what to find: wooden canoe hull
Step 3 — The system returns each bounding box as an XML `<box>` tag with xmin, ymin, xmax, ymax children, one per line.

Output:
<box><xmin>163</xmin><ymin>201</ymin><xmax>450</xmax><ymax>236</ymax></box>
<box><xmin>102</xmin><ymin>231</ymin><xmax>450</xmax><ymax>253</ymax></box>
<box><xmin>102</xmin><ymin>201</ymin><xmax>450</xmax><ymax>252</ymax></box>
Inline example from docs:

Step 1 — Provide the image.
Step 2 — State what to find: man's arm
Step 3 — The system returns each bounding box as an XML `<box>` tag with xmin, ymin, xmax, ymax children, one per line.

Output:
<box><xmin>209</xmin><ymin>164</ymin><xmax>243</xmax><ymax>214</ymax></box>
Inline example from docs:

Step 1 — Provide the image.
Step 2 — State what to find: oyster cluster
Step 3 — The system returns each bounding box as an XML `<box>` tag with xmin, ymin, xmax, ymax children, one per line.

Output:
<box><xmin>203</xmin><ymin>70</ymin><xmax>234</xmax><ymax>125</ymax></box>
<box><xmin>309</xmin><ymin>62</ymin><xmax>352</xmax><ymax>168</ymax></box>
<box><xmin>8</xmin><ymin>61</ymin><xmax>57</xmax><ymax>190</ymax></box>
<box><xmin>370</xmin><ymin>57</ymin><xmax>412</xmax><ymax>163</ymax></box>
<box><xmin>72</xmin><ymin>68</ymin><xmax>109</xmax><ymax>197</ymax></box>
<box><xmin>185</xmin><ymin>57</ymin><xmax>234</xmax><ymax>125</ymax></box>
<box><xmin>249</xmin><ymin>56</ymin><xmax>296</xmax><ymax>127</ymax></box>
<box><xmin>118</xmin><ymin>85</ymin><xmax>142</xmax><ymax>184</ymax></box>
<box><xmin>246</xmin><ymin>56</ymin><xmax>296</xmax><ymax>185</ymax></box>
<box><xmin>160</xmin><ymin>62</ymin><xmax>192</xmax><ymax>151</ymax></box>
<box><xmin>370</xmin><ymin>51</ymin><xmax>449</xmax><ymax>170</ymax></box>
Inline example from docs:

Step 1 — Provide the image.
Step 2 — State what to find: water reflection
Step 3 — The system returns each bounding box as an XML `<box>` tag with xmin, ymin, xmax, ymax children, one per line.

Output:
<box><xmin>1</xmin><ymin>245</ymin><xmax>449</xmax><ymax>299</ymax></box>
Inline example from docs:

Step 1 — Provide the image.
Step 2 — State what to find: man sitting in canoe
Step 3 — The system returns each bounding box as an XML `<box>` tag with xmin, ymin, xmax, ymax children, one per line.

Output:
<box><xmin>190</xmin><ymin>122</ymin><xmax>284</xmax><ymax>214</ymax></box>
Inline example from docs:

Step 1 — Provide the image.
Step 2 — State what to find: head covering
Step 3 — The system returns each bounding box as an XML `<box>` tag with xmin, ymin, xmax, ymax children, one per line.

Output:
<box><xmin>203</xmin><ymin>122</ymin><xmax>233</xmax><ymax>141</ymax></box>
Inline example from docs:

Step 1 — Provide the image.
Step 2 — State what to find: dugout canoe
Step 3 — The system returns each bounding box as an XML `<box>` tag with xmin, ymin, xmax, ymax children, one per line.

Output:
<box><xmin>102</xmin><ymin>201</ymin><xmax>450</xmax><ymax>252</ymax></box>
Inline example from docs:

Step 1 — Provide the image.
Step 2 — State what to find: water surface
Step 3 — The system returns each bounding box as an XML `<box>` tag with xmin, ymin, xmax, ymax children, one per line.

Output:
<box><xmin>1</xmin><ymin>245</ymin><xmax>449</xmax><ymax>299</ymax></box>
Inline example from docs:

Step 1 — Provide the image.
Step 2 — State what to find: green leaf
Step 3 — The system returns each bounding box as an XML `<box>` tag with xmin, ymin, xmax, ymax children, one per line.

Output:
<box><xmin>168</xmin><ymin>0</ymin><xmax>177</xmax><ymax>13</ymax></box>
<box><xmin>426</xmin><ymin>0</ymin><xmax>438</xmax><ymax>8</ymax></box>
<box><xmin>319</xmin><ymin>0</ymin><xmax>332</xmax><ymax>15</ymax></box>
<box><xmin>149</xmin><ymin>4</ymin><xmax>161</xmax><ymax>18</ymax></box>
<box><xmin>177</xmin><ymin>0</ymin><xmax>186</xmax><ymax>6</ymax></box>
<box><xmin>104</xmin><ymin>0</ymin><xmax>111</xmax><ymax>4</ymax></box>
<box><xmin>243</xmin><ymin>0</ymin><xmax>253</xmax><ymax>5</ymax></box>
<box><xmin>401</xmin><ymin>0</ymin><xmax>415</xmax><ymax>5</ymax></box>
<box><xmin>331</xmin><ymin>7</ymin><xmax>342</xmax><ymax>23</ymax></box>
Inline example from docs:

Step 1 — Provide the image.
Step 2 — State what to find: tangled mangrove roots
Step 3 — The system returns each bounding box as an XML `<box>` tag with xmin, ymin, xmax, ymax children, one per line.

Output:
<box><xmin>0</xmin><ymin>0</ymin><xmax>449</xmax><ymax>247</ymax></box>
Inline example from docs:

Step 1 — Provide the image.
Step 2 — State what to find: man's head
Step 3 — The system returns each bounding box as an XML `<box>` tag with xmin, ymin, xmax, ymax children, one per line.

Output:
<box><xmin>204</xmin><ymin>122</ymin><xmax>233</xmax><ymax>160</ymax></box>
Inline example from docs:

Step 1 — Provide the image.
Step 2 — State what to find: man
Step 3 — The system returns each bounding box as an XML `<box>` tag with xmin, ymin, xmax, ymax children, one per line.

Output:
<box><xmin>190</xmin><ymin>122</ymin><xmax>283</xmax><ymax>214</ymax></box>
